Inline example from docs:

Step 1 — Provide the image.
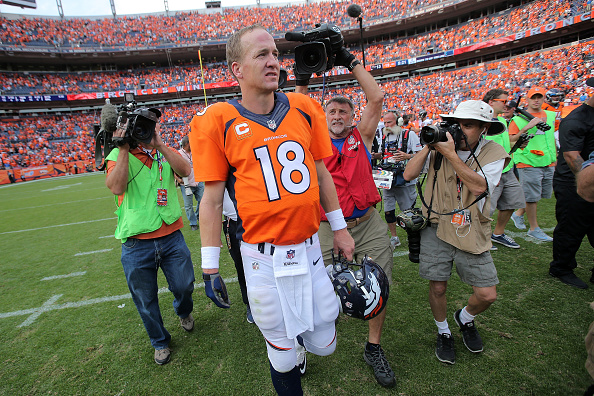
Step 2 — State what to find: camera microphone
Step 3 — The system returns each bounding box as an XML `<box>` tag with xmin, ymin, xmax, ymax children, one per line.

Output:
<box><xmin>285</xmin><ymin>31</ymin><xmax>305</xmax><ymax>42</ymax></box>
<box><xmin>347</xmin><ymin>4</ymin><xmax>362</xmax><ymax>18</ymax></box>
<box><xmin>100</xmin><ymin>101</ymin><xmax>118</xmax><ymax>133</ymax></box>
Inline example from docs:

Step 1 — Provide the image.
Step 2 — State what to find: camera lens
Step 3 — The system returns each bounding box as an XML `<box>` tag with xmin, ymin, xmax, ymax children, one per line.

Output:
<box><xmin>131</xmin><ymin>114</ymin><xmax>156</xmax><ymax>144</ymax></box>
<box><xmin>303</xmin><ymin>50</ymin><xmax>322</xmax><ymax>68</ymax></box>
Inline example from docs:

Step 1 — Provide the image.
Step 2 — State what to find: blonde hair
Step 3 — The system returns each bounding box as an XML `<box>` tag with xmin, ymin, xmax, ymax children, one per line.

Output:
<box><xmin>226</xmin><ymin>24</ymin><xmax>266</xmax><ymax>80</ymax></box>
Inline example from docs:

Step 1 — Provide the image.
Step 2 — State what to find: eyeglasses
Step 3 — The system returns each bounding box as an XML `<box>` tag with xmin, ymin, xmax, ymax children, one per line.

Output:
<box><xmin>492</xmin><ymin>98</ymin><xmax>508</xmax><ymax>103</ymax></box>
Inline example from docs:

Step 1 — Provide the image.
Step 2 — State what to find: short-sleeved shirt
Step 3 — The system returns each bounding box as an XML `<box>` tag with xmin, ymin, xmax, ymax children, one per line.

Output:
<box><xmin>554</xmin><ymin>103</ymin><xmax>594</xmax><ymax>184</ymax></box>
<box><xmin>189</xmin><ymin>92</ymin><xmax>332</xmax><ymax>245</ymax></box>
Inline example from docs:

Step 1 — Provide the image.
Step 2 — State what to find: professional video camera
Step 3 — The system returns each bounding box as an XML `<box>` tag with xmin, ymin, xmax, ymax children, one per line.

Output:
<box><xmin>94</xmin><ymin>93</ymin><xmax>161</xmax><ymax>170</ymax></box>
<box><xmin>396</xmin><ymin>208</ymin><xmax>428</xmax><ymax>263</ymax></box>
<box><xmin>285</xmin><ymin>23</ymin><xmax>344</xmax><ymax>75</ymax></box>
<box><xmin>420</xmin><ymin>120</ymin><xmax>464</xmax><ymax>151</ymax></box>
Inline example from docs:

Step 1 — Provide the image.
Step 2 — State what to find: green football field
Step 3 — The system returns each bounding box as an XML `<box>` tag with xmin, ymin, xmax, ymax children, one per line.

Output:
<box><xmin>0</xmin><ymin>172</ymin><xmax>593</xmax><ymax>395</ymax></box>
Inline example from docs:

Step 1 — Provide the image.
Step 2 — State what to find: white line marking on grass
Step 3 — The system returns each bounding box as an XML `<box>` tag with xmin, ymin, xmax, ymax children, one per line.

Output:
<box><xmin>393</xmin><ymin>250</ymin><xmax>409</xmax><ymax>258</ymax></box>
<box><xmin>0</xmin><ymin>217</ymin><xmax>117</xmax><ymax>235</ymax></box>
<box><xmin>42</xmin><ymin>182</ymin><xmax>83</xmax><ymax>192</ymax></box>
<box><xmin>74</xmin><ymin>249</ymin><xmax>113</xmax><ymax>256</ymax></box>
<box><xmin>18</xmin><ymin>294</ymin><xmax>63</xmax><ymax>328</ymax></box>
<box><xmin>1</xmin><ymin>277</ymin><xmax>238</xmax><ymax>327</ymax></box>
<box><xmin>99</xmin><ymin>235</ymin><xmax>115</xmax><ymax>239</ymax></box>
<box><xmin>41</xmin><ymin>271</ymin><xmax>87</xmax><ymax>281</ymax></box>
<box><xmin>0</xmin><ymin>197</ymin><xmax>111</xmax><ymax>213</ymax></box>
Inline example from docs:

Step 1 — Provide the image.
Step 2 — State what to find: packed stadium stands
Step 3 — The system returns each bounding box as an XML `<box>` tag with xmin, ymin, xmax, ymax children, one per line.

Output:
<box><xmin>0</xmin><ymin>0</ymin><xmax>587</xmax><ymax>95</ymax></box>
<box><xmin>0</xmin><ymin>0</ymin><xmax>593</xmax><ymax>178</ymax></box>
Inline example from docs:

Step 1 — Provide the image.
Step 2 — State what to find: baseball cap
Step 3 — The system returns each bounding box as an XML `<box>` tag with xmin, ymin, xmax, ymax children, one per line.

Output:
<box><xmin>439</xmin><ymin>100</ymin><xmax>505</xmax><ymax>136</ymax></box>
<box><xmin>527</xmin><ymin>86</ymin><xmax>546</xmax><ymax>98</ymax></box>
<box><xmin>586</xmin><ymin>77</ymin><xmax>594</xmax><ymax>87</ymax></box>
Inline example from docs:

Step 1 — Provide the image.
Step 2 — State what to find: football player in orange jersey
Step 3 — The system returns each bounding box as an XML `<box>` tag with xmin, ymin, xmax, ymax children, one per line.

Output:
<box><xmin>189</xmin><ymin>24</ymin><xmax>354</xmax><ymax>395</ymax></box>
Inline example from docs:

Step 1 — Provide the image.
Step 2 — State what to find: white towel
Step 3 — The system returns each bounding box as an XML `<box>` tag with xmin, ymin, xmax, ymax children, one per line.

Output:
<box><xmin>272</xmin><ymin>242</ymin><xmax>314</xmax><ymax>340</ymax></box>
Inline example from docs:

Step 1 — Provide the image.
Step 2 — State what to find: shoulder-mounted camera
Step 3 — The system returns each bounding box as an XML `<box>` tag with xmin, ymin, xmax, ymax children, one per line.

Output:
<box><xmin>285</xmin><ymin>23</ymin><xmax>344</xmax><ymax>75</ymax></box>
<box><xmin>113</xmin><ymin>93</ymin><xmax>161</xmax><ymax>149</ymax></box>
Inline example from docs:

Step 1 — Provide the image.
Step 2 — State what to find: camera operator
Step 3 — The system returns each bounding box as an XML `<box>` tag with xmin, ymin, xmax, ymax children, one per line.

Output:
<box><xmin>105</xmin><ymin>113</ymin><xmax>195</xmax><ymax>366</ymax></box>
<box><xmin>381</xmin><ymin>110</ymin><xmax>422</xmax><ymax>249</ymax></box>
<box><xmin>403</xmin><ymin>100</ymin><xmax>509</xmax><ymax>365</ymax></box>
<box><xmin>296</xmin><ymin>46</ymin><xmax>396</xmax><ymax>388</ymax></box>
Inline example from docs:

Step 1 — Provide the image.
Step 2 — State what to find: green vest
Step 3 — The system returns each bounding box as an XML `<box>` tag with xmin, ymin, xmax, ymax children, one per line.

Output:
<box><xmin>485</xmin><ymin>116</ymin><xmax>513</xmax><ymax>173</ymax></box>
<box><xmin>511</xmin><ymin>110</ymin><xmax>556</xmax><ymax>167</ymax></box>
<box><xmin>107</xmin><ymin>148</ymin><xmax>182</xmax><ymax>243</ymax></box>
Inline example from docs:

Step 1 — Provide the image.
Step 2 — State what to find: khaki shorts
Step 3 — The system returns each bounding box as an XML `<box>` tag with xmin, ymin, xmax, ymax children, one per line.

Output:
<box><xmin>318</xmin><ymin>208</ymin><xmax>393</xmax><ymax>285</ymax></box>
<box><xmin>418</xmin><ymin>225</ymin><xmax>498</xmax><ymax>288</ymax></box>
<box><xmin>489</xmin><ymin>170</ymin><xmax>526</xmax><ymax>216</ymax></box>
<box><xmin>517</xmin><ymin>166</ymin><xmax>554</xmax><ymax>203</ymax></box>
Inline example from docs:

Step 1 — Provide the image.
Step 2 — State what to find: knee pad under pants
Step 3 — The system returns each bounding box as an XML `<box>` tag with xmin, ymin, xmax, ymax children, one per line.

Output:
<box><xmin>385</xmin><ymin>209</ymin><xmax>396</xmax><ymax>223</ymax></box>
<box><xmin>240</xmin><ymin>237</ymin><xmax>338</xmax><ymax>372</ymax></box>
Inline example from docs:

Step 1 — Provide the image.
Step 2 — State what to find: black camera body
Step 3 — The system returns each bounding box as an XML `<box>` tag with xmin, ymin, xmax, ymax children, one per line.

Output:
<box><xmin>285</xmin><ymin>23</ymin><xmax>344</xmax><ymax>75</ymax></box>
<box><xmin>396</xmin><ymin>208</ymin><xmax>428</xmax><ymax>263</ymax></box>
<box><xmin>113</xmin><ymin>98</ymin><xmax>160</xmax><ymax>149</ymax></box>
<box><xmin>420</xmin><ymin>121</ymin><xmax>464</xmax><ymax>151</ymax></box>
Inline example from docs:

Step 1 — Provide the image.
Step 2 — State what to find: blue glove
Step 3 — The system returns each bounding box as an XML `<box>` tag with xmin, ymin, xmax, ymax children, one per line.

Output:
<box><xmin>203</xmin><ymin>272</ymin><xmax>230</xmax><ymax>308</ymax></box>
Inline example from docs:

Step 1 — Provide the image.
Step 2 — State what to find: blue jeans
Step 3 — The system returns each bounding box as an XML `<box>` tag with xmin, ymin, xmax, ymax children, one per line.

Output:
<box><xmin>121</xmin><ymin>230</ymin><xmax>195</xmax><ymax>349</ymax></box>
<box><xmin>180</xmin><ymin>183</ymin><xmax>204</xmax><ymax>226</ymax></box>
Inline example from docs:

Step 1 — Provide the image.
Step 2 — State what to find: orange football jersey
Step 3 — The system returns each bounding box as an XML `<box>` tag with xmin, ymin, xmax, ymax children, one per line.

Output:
<box><xmin>189</xmin><ymin>92</ymin><xmax>332</xmax><ymax>245</ymax></box>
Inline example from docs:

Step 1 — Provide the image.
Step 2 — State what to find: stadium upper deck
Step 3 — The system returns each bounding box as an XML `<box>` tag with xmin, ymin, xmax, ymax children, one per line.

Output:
<box><xmin>0</xmin><ymin>0</ymin><xmax>584</xmax><ymax>97</ymax></box>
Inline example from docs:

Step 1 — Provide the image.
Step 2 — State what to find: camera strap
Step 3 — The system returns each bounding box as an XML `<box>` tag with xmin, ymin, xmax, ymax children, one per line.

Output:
<box><xmin>417</xmin><ymin>147</ymin><xmax>489</xmax><ymax>216</ymax></box>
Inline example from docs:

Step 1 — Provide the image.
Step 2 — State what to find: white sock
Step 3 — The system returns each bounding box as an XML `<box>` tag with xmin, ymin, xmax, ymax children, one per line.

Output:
<box><xmin>492</xmin><ymin>233</ymin><xmax>502</xmax><ymax>237</ymax></box>
<box><xmin>460</xmin><ymin>307</ymin><xmax>475</xmax><ymax>325</ymax></box>
<box><xmin>435</xmin><ymin>318</ymin><xmax>451</xmax><ymax>335</ymax></box>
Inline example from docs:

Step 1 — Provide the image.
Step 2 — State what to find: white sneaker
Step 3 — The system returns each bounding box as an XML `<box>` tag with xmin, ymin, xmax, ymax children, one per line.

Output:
<box><xmin>390</xmin><ymin>236</ymin><xmax>401</xmax><ymax>249</ymax></box>
<box><xmin>295</xmin><ymin>336</ymin><xmax>307</xmax><ymax>376</ymax></box>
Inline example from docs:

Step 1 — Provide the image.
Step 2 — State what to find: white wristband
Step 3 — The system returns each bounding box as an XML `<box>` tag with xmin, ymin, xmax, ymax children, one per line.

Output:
<box><xmin>326</xmin><ymin>209</ymin><xmax>347</xmax><ymax>231</ymax></box>
<box><xmin>201</xmin><ymin>246</ymin><xmax>220</xmax><ymax>270</ymax></box>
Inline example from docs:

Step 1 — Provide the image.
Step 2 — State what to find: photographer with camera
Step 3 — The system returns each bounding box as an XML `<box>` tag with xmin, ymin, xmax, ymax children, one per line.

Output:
<box><xmin>105</xmin><ymin>108</ymin><xmax>195</xmax><ymax>366</ymax></box>
<box><xmin>403</xmin><ymin>100</ymin><xmax>509</xmax><ymax>365</ymax></box>
<box><xmin>381</xmin><ymin>110</ymin><xmax>423</xmax><ymax>249</ymax></box>
<box><xmin>296</xmin><ymin>44</ymin><xmax>396</xmax><ymax>388</ymax></box>
<box><xmin>482</xmin><ymin>89</ymin><xmax>525</xmax><ymax>250</ymax></box>
<box><xmin>508</xmin><ymin>86</ymin><xmax>556</xmax><ymax>241</ymax></box>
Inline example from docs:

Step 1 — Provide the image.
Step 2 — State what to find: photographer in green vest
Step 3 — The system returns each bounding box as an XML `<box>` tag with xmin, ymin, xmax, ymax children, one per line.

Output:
<box><xmin>482</xmin><ymin>89</ymin><xmax>526</xmax><ymax>250</ymax></box>
<box><xmin>508</xmin><ymin>87</ymin><xmax>556</xmax><ymax>242</ymax></box>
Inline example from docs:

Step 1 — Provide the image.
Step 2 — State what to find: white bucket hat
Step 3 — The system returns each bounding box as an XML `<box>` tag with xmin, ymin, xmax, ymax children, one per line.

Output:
<box><xmin>439</xmin><ymin>100</ymin><xmax>506</xmax><ymax>136</ymax></box>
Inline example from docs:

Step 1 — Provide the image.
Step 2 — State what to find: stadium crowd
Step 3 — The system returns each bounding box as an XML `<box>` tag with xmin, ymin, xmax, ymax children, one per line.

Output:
<box><xmin>0</xmin><ymin>0</ymin><xmax>587</xmax><ymax>95</ymax></box>
<box><xmin>0</xmin><ymin>0</ymin><xmax>460</xmax><ymax>48</ymax></box>
<box><xmin>1</xmin><ymin>40</ymin><xmax>592</xmax><ymax>170</ymax></box>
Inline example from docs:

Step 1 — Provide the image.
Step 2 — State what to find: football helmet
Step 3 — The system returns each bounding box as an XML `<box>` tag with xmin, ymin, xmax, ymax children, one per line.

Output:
<box><xmin>328</xmin><ymin>253</ymin><xmax>389</xmax><ymax>320</ymax></box>
<box><xmin>546</xmin><ymin>88</ymin><xmax>564</xmax><ymax>105</ymax></box>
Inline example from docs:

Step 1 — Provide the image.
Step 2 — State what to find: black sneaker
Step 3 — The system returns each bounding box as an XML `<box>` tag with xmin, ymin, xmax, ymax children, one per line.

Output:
<box><xmin>454</xmin><ymin>309</ymin><xmax>483</xmax><ymax>353</ymax></box>
<box><xmin>435</xmin><ymin>333</ymin><xmax>455</xmax><ymax>364</ymax></box>
<box><xmin>363</xmin><ymin>344</ymin><xmax>396</xmax><ymax>388</ymax></box>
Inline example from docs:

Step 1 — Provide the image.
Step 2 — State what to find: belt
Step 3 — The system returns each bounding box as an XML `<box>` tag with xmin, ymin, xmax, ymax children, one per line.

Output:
<box><xmin>345</xmin><ymin>207</ymin><xmax>374</xmax><ymax>229</ymax></box>
<box><xmin>243</xmin><ymin>234</ymin><xmax>318</xmax><ymax>256</ymax></box>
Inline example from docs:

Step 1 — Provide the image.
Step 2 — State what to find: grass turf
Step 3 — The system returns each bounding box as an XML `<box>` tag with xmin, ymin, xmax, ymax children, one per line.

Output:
<box><xmin>0</xmin><ymin>172</ymin><xmax>592</xmax><ymax>395</ymax></box>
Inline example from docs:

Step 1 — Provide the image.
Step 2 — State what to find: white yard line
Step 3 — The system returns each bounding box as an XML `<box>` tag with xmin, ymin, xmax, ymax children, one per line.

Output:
<box><xmin>41</xmin><ymin>271</ymin><xmax>87</xmax><ymax>281</ymax></box>
<box><xmin>74</xmin><ymin>249</ymin><xmax>113</xmax><ymax>256</ymax></box>
<box><xmin>0</xmin><ymin>217</ymin><xmax>117</xmax><ymax>235</ymax></box>
<box><xmin>1</xmin><ymin>278</ymin><xmax>239</xmax><ymax>327</ymax></box>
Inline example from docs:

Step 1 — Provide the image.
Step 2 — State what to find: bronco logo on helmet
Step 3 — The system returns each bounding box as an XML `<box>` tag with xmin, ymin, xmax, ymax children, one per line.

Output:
<box><xmin>328</xmin><ymin>253</ymin><xmax>389</xmax><ymax>320</ymax></box>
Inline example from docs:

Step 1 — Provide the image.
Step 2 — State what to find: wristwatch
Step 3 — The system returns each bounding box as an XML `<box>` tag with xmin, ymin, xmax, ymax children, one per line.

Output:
<box><xmin>347</xmin><ymin>59</ymin><xmax>361</xmax><ymax>72</ymax></box>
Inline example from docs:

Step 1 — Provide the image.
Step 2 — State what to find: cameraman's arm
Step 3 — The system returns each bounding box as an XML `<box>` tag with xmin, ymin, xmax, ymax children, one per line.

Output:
<box><xmin>351</xmin><ymin>63</ymin><xmax>384</xmax><ymax>151</ymax></box>
<box><xmin>403</xmin><ymin>145</ymin><xmax>430</xmax><ymax>181</ymax></box>
<box><xmin>105</xmin><ymin>146</ymin><xmax>130</xmax><ymax>196</ymax></box>
<box><xmin>151</xmin><ymin>124</ymin><xmax>191</xmax><ymax>177</ymax></box>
